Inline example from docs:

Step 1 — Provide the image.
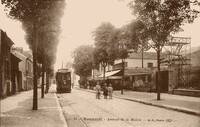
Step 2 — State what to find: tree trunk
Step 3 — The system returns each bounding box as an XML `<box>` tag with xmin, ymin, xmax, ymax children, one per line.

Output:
<box><xmin>157</xmin><ymin>50</ymin><xmax>161</xmax><ymax>100</ymax></box>
<box><xmin>103</xmin><ymin>63</ymin><xmax>106</xmax><ymax>84</ymax></box>
<box><xmin>0</xmin><ymin>33</ymin><xmax>2</xmax><ymax>98</ymax></box>
<box><xmin>41</xmin><ymin>35</ymin><xmax>45</xmax><ymax>98</ymax></box>
<box><xmin>93</xmin><ymin>68</ymin><xmax>95</xmax><ymax>80</ymax></box>
<box><xmin>121</xmin><ymin>59</ymin><xmax>125</xmax><ymax>95</ymax></box>
<box><xmin>45</xmin><ymin>70</ymin><xmax>49</xmax><ymax>94</ymax></box>
<box><xmin>41</xmin><ymin>63</ymin><xmax>45</xmax><ymax>98</ymax></box>
<box><xmin>142</xmin><ymin>46</ymin><xmax>144</xmax><ymax>68</ymax></box>
<box><xmin>32</xmin><ymin>22</ymin><xmax>38</xmax><ymax>110</ymax></box>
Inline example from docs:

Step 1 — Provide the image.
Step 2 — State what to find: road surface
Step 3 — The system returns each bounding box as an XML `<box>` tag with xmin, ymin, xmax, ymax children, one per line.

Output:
<box><xmin>57</xmin><ymin>88</ymin><xmax>200</xmax><ymax>127</ymax></box>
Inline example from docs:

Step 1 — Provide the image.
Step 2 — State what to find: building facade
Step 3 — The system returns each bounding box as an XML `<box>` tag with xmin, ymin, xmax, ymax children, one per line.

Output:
<box><xmin>0</xmin><ymin>29</ymin><xmax>14</xmax><ymax>98</ymax></box>
<box><xmin>11</xmin><ymin>53</ymin><xmax>21</xmax><ymax>94</ymax></box>
<box><xmin>190</xmin><ymin>49</ymin><xmax>200</xmax><ymax>67</ymax></box>
<box><xmin>12</xmin><ymin>47</ymin><xmax>33</xmax><ymax>91</ymax></box>
<box><xmin>92</xmin><ymin>52</ymin><xmax>159</xmax><ymax>91</ymax></box>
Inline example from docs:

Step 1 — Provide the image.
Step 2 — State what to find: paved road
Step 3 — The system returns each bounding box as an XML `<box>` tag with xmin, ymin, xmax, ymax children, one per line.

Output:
<box><xmin>57</xmin><ymin>89</ymin><xmax>200</xmax><ymax>127</ymax></box>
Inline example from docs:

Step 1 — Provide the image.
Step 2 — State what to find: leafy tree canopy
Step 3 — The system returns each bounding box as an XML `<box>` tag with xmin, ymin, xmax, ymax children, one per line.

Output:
<box><xmin>93</xmin><ymin>22</ymin><xmax>117</xmax><ymax>66</ymax></box>
<box><xmin>128</xmin><ymin>0</ymin><xmax>200</xmax><ymax>51</ymax></box>
<box><xmin>126</xmin><ymin>20</ymin><xmax>150</xmax><ymax>52</ymax></box>
<box><xmin>72</xmin><ymin>45</ymin><xmax>94</xmax><ymax>77</ymax></box>
<box><xmin>2</xmin><ymin>0</ymin><xmax>65</xmax><ymax>72</ymax></box>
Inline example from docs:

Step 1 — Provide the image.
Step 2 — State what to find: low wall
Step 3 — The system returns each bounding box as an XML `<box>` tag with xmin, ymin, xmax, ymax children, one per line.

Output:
<box><xmin>172</xmin><ymin>89</ymin><xmax>200</xmax><ymax>97</ymax></box>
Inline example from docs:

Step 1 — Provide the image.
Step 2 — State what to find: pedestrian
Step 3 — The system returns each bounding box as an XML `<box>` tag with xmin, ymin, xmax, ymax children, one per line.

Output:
<box><xmin>103</xmin><ymin>83</ymin><xmax>108</xmax><ymax>99</ymax></box>
<box><xmin>108</xmin><ymin>83</ymin><xmax>113</xmax><ymax>99</ymax></box>
<box><xmin>95</xmin><ymin>82</ymin><xmax>101</xmax><ymax>99</ymax></box>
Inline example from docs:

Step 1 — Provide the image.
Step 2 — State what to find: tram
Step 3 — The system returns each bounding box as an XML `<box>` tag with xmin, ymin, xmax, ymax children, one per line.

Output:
<box><xmin>56</xmin><ymin>68</ymin><xmax>71</xmax><ymax>93</ymax></box>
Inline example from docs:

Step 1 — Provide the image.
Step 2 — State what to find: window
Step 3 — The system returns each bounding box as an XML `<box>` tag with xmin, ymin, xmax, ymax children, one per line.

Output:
<box><xmin>124</xmin><ymin>62</ymin><xmax>128</xmax><ymax>67</ymax></box>
<box><xmin>148</xmin><ymin>74</ymin><xmax>152</xmax><ymax>82</ymax></box>
<box><xmin>125</xmin><ymin>77</ymin><xmax>129</xmax><ymax>81</ymax></box>
<box><xmin>148</xmin><ymin>62</ymin><xmax>153</xmax><ymax>68</ymax></box>
<box><xmin>5</xmin><ymin>60</ymin><xmax>10</xmax><ymax>79</ymax></box>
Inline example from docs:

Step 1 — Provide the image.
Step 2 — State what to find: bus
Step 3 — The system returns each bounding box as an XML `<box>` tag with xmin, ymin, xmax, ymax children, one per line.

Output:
<box><xmin>56</xmin><ymin>68</ymin><xmax>71</xmax><ymax>93</ymax></box>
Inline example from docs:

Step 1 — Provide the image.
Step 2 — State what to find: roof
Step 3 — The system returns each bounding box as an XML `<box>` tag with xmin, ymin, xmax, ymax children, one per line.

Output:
<box><xmin>1</xmin><ymin>29</ymin><xmax>14</xmax><ymax>46</ymax></box>
<box><xmin>23</xmin><ymin>50</ymin><xmax>33</xmax><ymax>61</ymax></box>
<box><xmin>128</xmin><ymin>52</ymin><xmax>157</xmax><ymax>60</ymax></box>
<box><xmin>11</xmin><ymin>53</ymin><xmax>22</xmax><ymax>63</ymax></box>
<box><xmin>191</xmin><ymin>45</ymin><xmax>200</xmax><ymax>54</ymax></box>
<box><xmin>57</xmin><ymin>68</ymin><xmax>71</xmax><ymax>73</ymax></box>
<box><xmin>128</xmin><ymin>52</ymin><xmax>167</xmax><ymax>60</ymax></box>
<box><xmin>12</xmin><ymin>51</ymin><xmax>28</xmax><ymax>61</ymax></box>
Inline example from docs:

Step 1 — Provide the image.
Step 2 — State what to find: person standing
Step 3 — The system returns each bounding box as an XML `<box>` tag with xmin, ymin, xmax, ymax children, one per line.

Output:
<box><xmin>103</xmin><ymin>83</ymin><xmax>108</xmax><ymax>99</ymax></box>
<box><xmin>108</xmin><ymin>83</ymin><xmax>113</xmax><ymax>99</ymax></box>
<box><xmin>95</xmin><ymin>82</ymin><xmax>101</xmax><ymax>99</ymax></box>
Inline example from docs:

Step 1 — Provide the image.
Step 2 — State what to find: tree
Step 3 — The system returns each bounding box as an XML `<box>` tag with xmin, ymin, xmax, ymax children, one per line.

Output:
<box><xmin>111</xmin><ymin>25</ymin><xmax>141</xmax><ymax>94</ymax></box>
<box><xmin>3</xmin><ymin>0</ymin><xmax>50</xmax><ymax>110</ymax></box>
<box><xmin>65</xmin><ymin>61</ymin><xmax>72</xmax><ymax>69</ymax></box>
<box><xmin>72</xmin><ymin>45</ymin><xmax>94</xmax><ymax>87</ymax></box>
<box><xmin>107</xmin><ymin>27</ymin><xmax>130</xmax><ymax>94</ymax></box>
<box><xmin>93</xmin><ymin>22</ymin><xmax>117</xmax><ymax>83</ymax></box>
<box><xmin>128</xmin><ymin>0</ymin><xmax>199</xmax><ymax>100</ymax></box>
<box><xmin>127</xmin><ymin>20</ymin><xmax>150</xmax><ymax>68</ymax></box>
<box><xmin>2</xmin><ymin>0</ymin><xmax>65</xmax><ymax>109</ymax></box>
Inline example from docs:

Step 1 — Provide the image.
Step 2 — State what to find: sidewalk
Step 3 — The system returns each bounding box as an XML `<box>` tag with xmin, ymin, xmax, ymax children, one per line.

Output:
<box><xmin>0</xmin><ymin>84</ymin><xmax>67</xmax><ymax>127</ymax></box>
<box><xmin>78</xmin><ymin>88</ymin><xmax>200</xmax><ymax>116</ymax></box>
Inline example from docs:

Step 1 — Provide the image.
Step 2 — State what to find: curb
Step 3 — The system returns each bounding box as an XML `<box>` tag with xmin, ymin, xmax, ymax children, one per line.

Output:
<box><xmin>77</xmin><ymin>88</ymin><xmax>200</xmax><ymax>117</ymax></box>
<box><xmin>54</xmin><ymin>93</ymin><xmax>68</xmax><ymax>127</ymax></box>
<box><xmin>114</xmin><ymin>96</ymin><xmax>200</xmax><ymax>117</ymax></box>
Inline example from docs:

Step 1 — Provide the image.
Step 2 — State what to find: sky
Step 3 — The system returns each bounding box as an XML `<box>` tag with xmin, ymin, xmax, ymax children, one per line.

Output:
<box><xmin>0</xmin><ymin>0</ymin><xmax>200</xmax><ymax>70</ymax></box>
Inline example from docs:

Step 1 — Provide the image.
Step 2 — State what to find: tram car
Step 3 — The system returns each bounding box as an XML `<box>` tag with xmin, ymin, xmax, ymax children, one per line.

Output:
<box><xmin>56</xmin><ymin>68</ymin><xmax>71</xmax><ymax>93</ymax></box>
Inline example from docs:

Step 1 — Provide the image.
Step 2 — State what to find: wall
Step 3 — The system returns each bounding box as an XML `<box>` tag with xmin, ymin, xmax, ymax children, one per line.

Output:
<box><xmin>115</xmin><ymin>59</ymin><xmax>157</xmax><ymax>68</ymax></box>
<box><xmin>26</xmin><ymin>58</ymin><xmax>33</xmax><ymax>90</ymax></box>
<box><xmin>168</xmin><ymin>66</ymin><xmax>179</xmax><ymax>93</ymax></box>
<box><xmin>190</xmin><ymin>50</ymin><xmax>200</xmax><ymax>66</ymax></box>
<box><xmin>0</xmin><ymin>31</ymin><xmax>13</xmax><ymax>98</ymax></box>
<box><xmin>12</xmin><ymin>51</ymin><xmax>27</xmax><ymax>91</ymax></box>
<box><xmin>98</xmin><ymin>64</ymin><xmax>113</xmax><ymax>74</ymax></box>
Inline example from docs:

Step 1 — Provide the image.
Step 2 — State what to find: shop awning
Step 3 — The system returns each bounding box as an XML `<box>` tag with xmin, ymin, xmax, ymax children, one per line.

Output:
<box><xmin>108</xmin><ymin>76</ymin><xmax>122</xmax><ymax>79</ymax></box>
<box><xmin>125</xmin><ymin>73</ymin><xmax>150</xmax><ymax>76</ymax></box>
<box><xmin>125</xmin><ymin>67</ymin><xmax>151</xmax><ymax>76</ymax></box>
<box><xmin>98</xmin><ymin>70</ymin><xmax>121</xmax><ymax>78</ymax></box>
<box><xmin>88</xmin><ymin>76</ymin><xmax>103</xmax><ymax>80</ymax></box>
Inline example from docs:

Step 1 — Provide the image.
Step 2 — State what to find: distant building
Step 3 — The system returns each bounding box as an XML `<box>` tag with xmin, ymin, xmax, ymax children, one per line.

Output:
<box><xmin>114</xmin><ymin>52</ymin><xmax>158</xmax><ymax>69</ymax></box>
<box><xmin>12</xmin><ymin>47</ymin><xmax>33</xmax><ymax>91</ymax></box>
<box><xmin>0</xmin><ymin>29</ymin><xmax>14</xmax><ymax>98</ymax></box>
<box><xmin>190</xmin><ymin>49</ymin><xmax>200</xmax><ymax>67</ymax></box>
<box><xmin>92</xmin><ymin>52</ymin><xmax>160</xmax><ymax>91</ymax></box>
<box><xmin>97</xmin><ymin>52</ymin><xmax>158</xmax><ymax>75</ymax></box>
<box><xmin>11</xmin><ymin>53</ymin><xmax>21</xmax><ymax>94</ymax></box>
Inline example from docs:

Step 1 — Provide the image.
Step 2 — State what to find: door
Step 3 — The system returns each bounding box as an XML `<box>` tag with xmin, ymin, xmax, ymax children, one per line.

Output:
<box><xmin>156</xmin><ymin>71</ymin><xmax>169</xmax><ymax>93</ymax></box>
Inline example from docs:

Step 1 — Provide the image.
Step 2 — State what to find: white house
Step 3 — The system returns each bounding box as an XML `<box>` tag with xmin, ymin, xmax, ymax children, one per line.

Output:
<box><xmin>115</xmin><ymin>52</ymin><xmax>158</xmax><ymax>68</ymax></box>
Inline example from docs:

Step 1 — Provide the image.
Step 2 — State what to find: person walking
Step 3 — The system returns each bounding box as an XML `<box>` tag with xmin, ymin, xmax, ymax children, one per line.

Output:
<box><xmin>95</xmin><ymin>82</ymin><xmax>101</xmax><ymax>99</ymax></box>
<box><xmin>108</xmin><ymin>83</ymin><xmax>113</xmax><ymax>99</ymax></box>
<box><xmin>103</xmin><ymin>83</ymin><xmax>108</xmax><ymax>99</ymax></box>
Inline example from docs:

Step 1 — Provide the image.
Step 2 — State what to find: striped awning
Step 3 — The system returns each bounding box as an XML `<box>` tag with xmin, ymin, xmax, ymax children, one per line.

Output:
<box><xmin>98</xmin><ymin>70</ymin><xmax>121</xmax><ymax>78</ymax></box>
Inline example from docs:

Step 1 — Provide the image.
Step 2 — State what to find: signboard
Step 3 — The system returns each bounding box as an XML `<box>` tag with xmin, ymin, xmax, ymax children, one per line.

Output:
<box><xmin>166</xmin><ymin>36</ymin><xmax>191</xmax><ymax>46</ymax></box>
